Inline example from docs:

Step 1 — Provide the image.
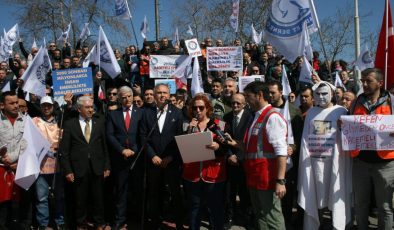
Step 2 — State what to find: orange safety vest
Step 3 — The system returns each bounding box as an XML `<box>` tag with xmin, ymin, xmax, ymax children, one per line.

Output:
<box><xmin>244</xmin><ymin>105</ymin><xmax>286</xmax><ymax>190</ymax></box>
<box><xmin>350</xmin><ymin>92</ymin><xmax>394</xmax><ymax>159</ymax></box>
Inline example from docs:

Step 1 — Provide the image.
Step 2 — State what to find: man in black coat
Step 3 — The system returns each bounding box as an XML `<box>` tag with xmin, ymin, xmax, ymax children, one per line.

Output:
<box><xmin>106</xmin><ymin>86</ymin><xmax>143</xmax><ymax>229</ymax></box>
<box><xmin>223</xmin><ymin>93</ymin><xmax>253</xmax><ymax>227</ymax></box>
<box><xmin>60</xmin><ymin>96</ymin><xmax>110</xmax><ymax>230</ymax></box>
<box><xmin>140</xmin><ymin>84</ymin><xmax>184</xmax><ymax>230</ymax></box>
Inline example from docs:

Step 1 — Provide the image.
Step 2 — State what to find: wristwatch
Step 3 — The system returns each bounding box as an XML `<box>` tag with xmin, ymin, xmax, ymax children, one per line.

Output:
<box><xmin>276</xmin><ymin>179</ymin><xmax>286</xmax><ymax>185</ymax></box>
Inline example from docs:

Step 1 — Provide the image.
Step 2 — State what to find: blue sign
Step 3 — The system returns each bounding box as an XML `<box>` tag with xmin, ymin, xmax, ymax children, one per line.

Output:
<box><xmin>52</xmin><ymin>67</ymin><xmax>93</xmax><ymax>96</ymax></box>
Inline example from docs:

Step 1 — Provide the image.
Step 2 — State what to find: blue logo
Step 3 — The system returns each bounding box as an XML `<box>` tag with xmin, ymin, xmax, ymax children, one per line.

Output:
<box><xmin>266</xmin><ymin>0</ymin><xmax>313</xmax><ymax>38</ymax></box>
<box><xmin>362</xmin><ymin>51</ymin><xmax>373</xmax><ymax>64</ymax></box>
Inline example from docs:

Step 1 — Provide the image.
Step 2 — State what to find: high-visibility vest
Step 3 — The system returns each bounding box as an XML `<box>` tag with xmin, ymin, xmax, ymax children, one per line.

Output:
<box><xmin>244</xmin><ymin>105</ymin><xmax>286</xmax><ymax>190</ymax></box>
<box><xmin>350</xmin><ymin>92</ymin><xmax>394</xmax><ymax>159</ymax></box>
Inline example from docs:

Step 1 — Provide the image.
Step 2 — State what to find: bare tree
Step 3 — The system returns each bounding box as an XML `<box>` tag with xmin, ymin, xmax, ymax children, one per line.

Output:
<box><xmin>5</xmin><ymin>0</ymin><xmax>135</xmax><ymax>49</ymax></box>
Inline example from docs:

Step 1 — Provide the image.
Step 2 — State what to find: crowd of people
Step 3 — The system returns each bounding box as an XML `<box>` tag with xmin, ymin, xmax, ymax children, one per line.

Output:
<box><xmin>0</xmin><ymin>34</ymin><xmax>393</xmax><ymax>230</ymax></box>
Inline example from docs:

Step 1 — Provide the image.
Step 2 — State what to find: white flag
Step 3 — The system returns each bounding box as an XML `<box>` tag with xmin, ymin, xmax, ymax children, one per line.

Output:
<box><xmin>1</xmin><ymin>80</ymin><xmax>10</xmax><ymax>92</ymax></box>
<box><xmin>140</xmin><ymin>15</ymin><xmax>148</xmax><ymax>39</ymax></box>
<box><xmin>22</xmin><ymin>47</ymin><xmax>52</xmax><ymax>98</ymax></box>
<box><xmin>15</xmin><ymin>116</ymin><xmax>51</xmax><ymax>190</ymax></box>
<box><xmin>299</xmin><ymin>56</ymin><xmax>313</xmax><ymax>84</ymax></box>
<box><xmin>0</xmin><ymin>24</ymin><xmax>19</xmax><ymax>61</ymax></box>
<box><xmin>281</xmin><ymin>64</ymin><xmax>292</xmax><ymax>96</ymax></box>
<box><xmin>300</xmin><ymin>21</ymin><xmax>313</xmax><ymax>61</ymax></box>
<box><xmin>82</xmin><ymin>44</ymin><xmax>96</xmax><ymax>68</ymax></box>
<box><xmin>172</xmin><ymin>27</ymin><xmax>179</xmax><ymax>47</ymax></box>
<box><xmin>230</xmin><ymin>0</ymin><xmax>240</xmax><ymax>32</ymax></box>
<box><xmin>172</xmin><ymin>55</ymin><xmax>193</xmax><ymax>89</ymax></box>
<box><xmin>282</xmin><ymin>100</ymin><xmax>294</xmax><ymax>144</ymax></box>
<box><xmin>79</xmin><ymin>23</ymin><xmax>91</xmax><ymax>41</ymax></box>
<box><xmin>186</xmin><ymin>25</ymin><xmax>194</xmax><ymax>36</ymax></box>
<box><xmin>95</xmin><ymin>26</ymin><xmax>121</xmax><ymax>79</ymax></box>
<box><xmin>334</xmin><ymin>71</ymin><xmax>346</xmax><ymax>90</ymax></box>
<box><xmin>354</xmin><ymin>45</ymin><xmax>374</xmax><ymax>71</ymax></box>
<box><xmin>251</xmin><ymin>24</ymin><xmax>263</xmax><ymax>44</ymax></box>
<box><xmin>57</xmin><ymin>23</ymin><xmax>71</xmax><ymax>42</ymax></box>
<box><xmin>115</xmin><ymin>0</ymin><xmax>132</xmax><ymax>20</ymax></box>
<box><xmin>43</xmin><ymin>37</ymin><xmax>46</xmax><ymax>47</ymax></box>
<box><xmin>191</xmin><ymin>57</ymin><xmax>204</xmax><ymax>96</ymax></box>
<box><xmin>264</xmin><ymin>0</ymin><xmax>319</xmax><ymax>62</ymax></box>
<box><xmin>31</xmin><ymin>38</ymin><xmax>37</xmax><ymax>49</ymax></box>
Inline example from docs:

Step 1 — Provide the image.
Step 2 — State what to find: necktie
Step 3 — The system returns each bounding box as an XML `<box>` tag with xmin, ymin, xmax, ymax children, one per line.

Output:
<box><xmin>84</xmin><ymin>119</ymin><xmax>91</xmax><ymax>143</ymax></box>
<box><xmin>125</xmin><ymin>108</ymin><xmax>131</xmax><ymax>130</ymax></box>
<box><xmin>233</xmin><ymin>115</ymin><xmax>239</xmax><ymax>133</ymax></box>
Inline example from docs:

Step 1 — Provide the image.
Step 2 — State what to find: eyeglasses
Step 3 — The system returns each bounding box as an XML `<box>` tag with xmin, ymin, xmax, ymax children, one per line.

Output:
<box><xmin>192</xmin><ymin>106</ymin><xmax>205</xmax><ymax>111</ymax></box>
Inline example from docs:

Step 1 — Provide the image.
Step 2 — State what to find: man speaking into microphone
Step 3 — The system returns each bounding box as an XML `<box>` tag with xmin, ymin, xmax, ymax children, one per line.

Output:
<box><xmin>140</xmin><ymin>83</ymin><xmax>185</xmax><ymax>230</ymax></box>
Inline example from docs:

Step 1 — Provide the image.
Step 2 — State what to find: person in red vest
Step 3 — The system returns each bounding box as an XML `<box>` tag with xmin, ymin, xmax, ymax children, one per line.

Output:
<box><xmin>183</xmin><ymin>93</ymin><xmax>228</xmax><ymax>230</ymax></box>
<box><xmin>226</xmin><ymin>81</ymin><xmax>288</xmax><ymax>229</ymax></box>
<box><xmin>350</xmin><ymin>68</ymin><xmax>394</xmax><ymax>230</ymax></box>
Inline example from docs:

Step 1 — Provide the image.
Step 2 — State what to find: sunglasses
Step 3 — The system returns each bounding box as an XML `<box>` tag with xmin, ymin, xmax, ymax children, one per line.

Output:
<box><xmin>192</xmin><ymin>106</ymin><xmax>205</xmax><ymax>111</ymax></box>
<box><xmin>108</xmin><ymin>93</ymin><xmax>117</xmax><ymax>96</ymax></box>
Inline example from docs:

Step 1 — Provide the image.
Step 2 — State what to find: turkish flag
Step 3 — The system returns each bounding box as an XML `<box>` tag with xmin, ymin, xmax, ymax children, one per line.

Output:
<box><xmin>375</xmin><ymin>0</ymin><xmax>394</xmax><ymax>89</ymax></box>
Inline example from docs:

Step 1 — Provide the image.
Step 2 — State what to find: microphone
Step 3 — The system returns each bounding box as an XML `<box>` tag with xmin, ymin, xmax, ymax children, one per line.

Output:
<box><xmin>207</xmin><ymin>121</ymin><xmax>231</xmax><ymax>143</ymax></box>
<box><xmin>159</xmin><ymin>99</ymin><xmax>171</xmax><ymax>111</ymax></box>
<box><xmin>191</xmin><ymin>114</ymin><xmax>199</xmax><ymax>133</ymax></box>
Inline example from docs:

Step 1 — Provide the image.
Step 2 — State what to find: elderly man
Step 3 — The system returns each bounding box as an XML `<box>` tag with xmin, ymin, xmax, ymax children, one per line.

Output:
<box><xmin>60</xmin><ymin>96</ymin><xmax>110</xmax><ymax>230</ymax></box>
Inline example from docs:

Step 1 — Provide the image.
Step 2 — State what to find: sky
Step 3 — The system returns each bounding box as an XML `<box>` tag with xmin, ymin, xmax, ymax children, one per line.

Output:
<box><xmin>0</xmin><ymin>0</ymin><xmax>392</xmax><ymax>61</ymax></box>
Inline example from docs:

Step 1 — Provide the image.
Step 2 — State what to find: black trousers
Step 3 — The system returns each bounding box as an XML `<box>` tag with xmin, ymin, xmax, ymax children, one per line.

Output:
<box><xmin>73</xmin><ymin>164</ymin><xmax>105</xmax><ymax>227</ymax></box>
<box><xmin>146</xmin><ymin>163</ymin><xmax>184</xmax><ymax>229</ymax></box>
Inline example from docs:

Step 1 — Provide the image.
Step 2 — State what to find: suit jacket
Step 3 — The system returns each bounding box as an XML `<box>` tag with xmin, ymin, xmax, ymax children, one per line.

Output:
<box><xmin>224</xmin><ymin>108</ymin><xmax>253</xmax><ymax>159</ymax></box>
<box><xmin>140</xmin><ymin>104</ymin><xmax>184</xmax><ymax>164</ymax></box>
<box><xmin>106</xmin><ymin>106</ymin><xmax>143</xmax><ymax>169</ymax></box>
<box><xmin>60</xmin><ymin>114</ymin><xmax>110</xmax><ymax>178</ymax></box>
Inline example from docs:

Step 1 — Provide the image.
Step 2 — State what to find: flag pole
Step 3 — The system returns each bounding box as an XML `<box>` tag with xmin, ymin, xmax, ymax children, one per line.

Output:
<box><xmin>125</xmin><ymin>0</ymin><xmax>139</xmax><ymax>48</ymax></box>
<box><xmin>354</xmin><ymin>0</ymin><xmax>361</xmax><ymax>83</ymax></box>
<box><xmin>385</xmin><ymin>0</ymin><xmax>389</xmax><ymax>89</ymax></box>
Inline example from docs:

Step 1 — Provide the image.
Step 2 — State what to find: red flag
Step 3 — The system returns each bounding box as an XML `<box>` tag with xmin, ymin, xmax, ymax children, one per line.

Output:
<box><xmin>375</xmin><ymin>0</ymin><xmax>394</xmax><ymax>89</ymax></box>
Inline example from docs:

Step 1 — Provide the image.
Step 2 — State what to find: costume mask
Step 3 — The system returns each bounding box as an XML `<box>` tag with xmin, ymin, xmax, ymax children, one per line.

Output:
<box><xmin>314</xmin><ymin>85</ymin><xmax>332</xmax><ymax>108</ymax></box>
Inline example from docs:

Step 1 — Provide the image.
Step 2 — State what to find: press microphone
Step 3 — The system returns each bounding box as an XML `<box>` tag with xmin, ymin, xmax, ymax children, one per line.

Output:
<box><xmin>191</xmin><ymin>114</ymin><xmax>199</xmax><ymax>133</ymax></box>
<box><xmin>207</xmin><ymin>121</ymin><xmax>231</xmax><ymax>144</ymax></box>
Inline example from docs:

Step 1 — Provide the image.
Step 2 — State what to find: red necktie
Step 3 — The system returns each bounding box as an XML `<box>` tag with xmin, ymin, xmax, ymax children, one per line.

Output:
<box><xmin>125</xmin><ymin>108</ymin><xmax>131</xmax><ymax>130</ymax></box>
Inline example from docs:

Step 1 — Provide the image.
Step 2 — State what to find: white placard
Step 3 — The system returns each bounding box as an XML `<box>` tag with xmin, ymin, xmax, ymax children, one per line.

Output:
<box><xmin>149</xmin><ymin>55</ymin><xmax>189</xmax><ymax>78</ymax></box>
<box><xmin>185</xmin><ymin>38</ymin><xmax>202</xmax><ymax>57</ymax></box>
<box><xmin>341</xmin><ymin>115</ymin><xmax>394</xmax><ymax>150</ymax></box>
<box><xmin>238</xmin><ymin>75</ymin><xmax>265</xmax><ymax>92</ymax></box>
<box><xmin>175</xmin><ymin>132</ymin><xmax>215</xmax><ymax>163</ymax></box>
<box><xmin>206</xmin><ymin>46</ymin><xmax>243</xmax><ymax>71</ymax></box>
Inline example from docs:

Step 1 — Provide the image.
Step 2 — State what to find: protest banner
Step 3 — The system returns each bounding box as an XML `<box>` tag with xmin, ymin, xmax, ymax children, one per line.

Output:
<box><xmin>185</xmin><ymin>38</ymin><xmax>202</xmax><ymax>57</ymax></box>
<box><xmin>238</xmin><ymin>75</ymin><xmax>265</xmax><ymax>92</ymax></box>
<box><xmin>52</xmin><ymin>67</ymin><xmax>93</xmax><ymax>96</ymax></box>
<box><xmin>149</xmin><ymin>55</ymin><xmax>190</xmax><ymax>78</ymax></box>
<box><xmin>206</xmin><ymin>46</ymin><xmax>243</xmax><ymax>71</ymax></box>
<box><xmin>307</xmin><ymin>120</ymin><xmax>336</xmax><ymax>156</ymax></box>
<box><xmin>341</xmin><ymin>115</ymin><xmax>394</xmax><ymax>151</ymax></box>
<box><xmin>155</xmin><ymin>79</ymin><xmax>176</xmax><ymax>94</ymax></box>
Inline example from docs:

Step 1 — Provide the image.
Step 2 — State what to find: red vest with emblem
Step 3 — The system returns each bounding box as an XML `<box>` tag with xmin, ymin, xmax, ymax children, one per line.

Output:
<box><xmin>182</xmin><ymin>120</ymin><xmax>226</xmax><ymax>183</ymax></box>
<box><xmin>244</xmin><ymin>105</ymin><xmax>285</xmax><ymax>190</ymax></box>
<box><xmin>350</xmin><ymin>93</ymin><xmax>394</xmax><ymax>159</ymax></box>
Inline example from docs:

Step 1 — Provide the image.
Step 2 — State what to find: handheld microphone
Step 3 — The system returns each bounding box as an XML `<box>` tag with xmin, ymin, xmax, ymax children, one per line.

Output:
<box><xmin>208</xmin><ymin>121</ymin><xmax>231</xmax><ymax>143</ymax></box>
<box><xmin>191</xmin><ymin>114</ymin><xmax>199</xmax><ymax>133</ymax></box>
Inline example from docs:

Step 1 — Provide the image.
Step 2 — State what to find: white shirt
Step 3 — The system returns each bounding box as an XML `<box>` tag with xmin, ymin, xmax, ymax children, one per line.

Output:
<box><xmin>157</xmin><ymin>105</ymin><xmax>168</xmax><ymax>133</ymax></box>
<box><xmin>248</xmin><ymin>105</ymin><xmax>288</xmax><ymax>156</ymax></box>
<box><xmin>123</xmin><ymin>105</ymin><xmax>133</xmax><ymax>119</ymax></box>
<box><xmin>79</xmin><ymin>115</ymin><xmax>92</xmax><ymax>136</ymax></box>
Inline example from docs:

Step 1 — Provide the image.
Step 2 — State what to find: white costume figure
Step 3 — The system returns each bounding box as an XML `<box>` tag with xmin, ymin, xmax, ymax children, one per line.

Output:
<box><xmin>297</xmin><ymin>81</ymin><xmax>352</xmax><ymax>230</ymax></box>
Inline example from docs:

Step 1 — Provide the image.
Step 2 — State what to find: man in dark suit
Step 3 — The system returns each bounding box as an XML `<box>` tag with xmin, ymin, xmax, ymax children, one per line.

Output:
<box><xmin>60</xmin><ymin>96</ymin><xmax>110</xmax><ymax>230</ymax></box>
<box><xmin>223</xmin><ymin>93</ymin><xmax>253</xmax><ymax>227</ymax></box>
<box><xmin>106</xmin><ymin>86</ymin><xmax>143</xmax><ymax>229</ymax></box>
<box><xmin>140</xmin><ymin>84</ymin><xmax>184</xmax><ymax>230</ymax></box>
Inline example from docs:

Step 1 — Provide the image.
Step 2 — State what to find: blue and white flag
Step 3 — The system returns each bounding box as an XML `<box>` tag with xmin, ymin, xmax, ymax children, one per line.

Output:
<box><xmin>22</xmin><ymin>47</ymin><xmax>52</xmax><ymax>98</ymax></box>
<box><xmin>15</xmin><ymin>116</ymin><xmax>50</xmax><ymax>190</ymax></box>
<box><xmin>230</xmin><ymin>0</ymin><xmax>240</xmax><ymax>32</ymax></box>
<box><xmin>140</xmin><ymin>15</ymin><xmax>148</xmax><ymax>39</ymax></box>
<box><xmin>264</xmin><ymin>0</ymin><xmax>319</xmax><ymax>62</ymax></box>
<box><xmin>82</xmin><ymin>44</ymin><xmax>96</xmax><ymax>68</ymax></box>
<box><xmin>115</xmin><ymin>0</ymin><xmax>132</xmax><ymax>20</ymax></box>
<box><xmin>0</xmin><ymin>24</ymin><xmax>19</xmax><ymax>61</ymax></box>
<box><xmin>31</xmin><ymin>38</ymin><xmax>37</xmax><ymax>49</ymax></box>
<box><xmin>334</xmin><ymin>71</ymin><xmax>346</xmax><ymax>90</ymax></box>
<box><xmin>354</xmin><ymin>45</ymin><xmax>374</xmax><ymax>71</ymax></box>
<box><xmin>95</xmin><ymin>26</ymin><xmax>121</xmax><ymax>79</ymax></box>
<box><xmin>191</xmin><ymin>57</ymin><xmax>204</xmax><ymax>96</ymax></box>
<box><xmin>172</xmin><ymin>27</ymin><xmax>179</xmax><ymax>47</ymax></box>
<box><xmin>251</xmin><ymin>24</ymin><xmax>263</xmax><ymax>45</ymax></box>
<box><xmin>79</xmin><ymin>23</ymin><xmax>91</xmax><ymax>41</ymax></box>
<box><xmin>57</xmin><ymin>23</ymin><xmax>71</xmax><ymax>42</ymax></box>
<box><xmin>300</xmin><ymin>20</ymin><xmax>313</xmax><ymax>61</ymax></box>
<box><xmin>186</xmin><ymin>25</ymin><xmax>194</xmax><ymax>36</ymax></box>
